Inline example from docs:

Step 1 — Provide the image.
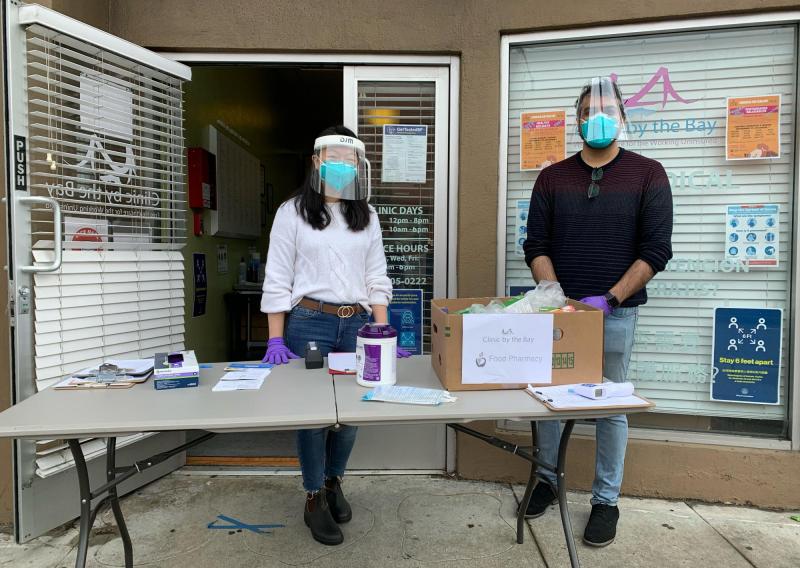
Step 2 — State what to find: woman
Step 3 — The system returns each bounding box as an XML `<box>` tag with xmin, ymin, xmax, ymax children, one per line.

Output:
<box><xmin>260</xmin><ymin>125</ymin><xmax>409</xmax><ymax>545</ymax></box>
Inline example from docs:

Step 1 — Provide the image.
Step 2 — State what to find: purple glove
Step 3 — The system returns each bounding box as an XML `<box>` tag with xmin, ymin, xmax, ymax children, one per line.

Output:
<box><xmin>262</xmin><ymin>337</ymin><xmax>300</xmax><ymax>365</ymax></box>
<box><xmin>579</xmin><ymin>295</ymin><xmax>612</xmax><ymax>316</ymax></box>
<box><xmin>397</xmin><ymin>347</ymin><xmax>413</xmax><ymax>358</ymax></box>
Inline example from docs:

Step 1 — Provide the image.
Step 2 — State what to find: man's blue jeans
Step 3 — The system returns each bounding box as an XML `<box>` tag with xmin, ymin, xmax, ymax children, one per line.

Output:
<box><xmin>536</xmin><ymin>306</ymin><xmax>638</xmax><ymax>506</ymax></box>
<box><xmin>285</xmin><ymin>303</ymin><xmax>369</xmax><ymax>493</ymax></box>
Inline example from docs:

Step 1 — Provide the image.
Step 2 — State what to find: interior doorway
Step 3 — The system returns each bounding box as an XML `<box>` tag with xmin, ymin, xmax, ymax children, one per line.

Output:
<box><xmin>176</xmin><ymin>58</ymin><xmax>453</xmax><ymax>473</ymax></box>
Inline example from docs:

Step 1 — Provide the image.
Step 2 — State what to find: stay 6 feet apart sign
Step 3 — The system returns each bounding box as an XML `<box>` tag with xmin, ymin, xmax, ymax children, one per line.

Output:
<box><xmin>711</xmin><ymin>307</ymin><xmax>782</xmax><ymax>404</ymax></box>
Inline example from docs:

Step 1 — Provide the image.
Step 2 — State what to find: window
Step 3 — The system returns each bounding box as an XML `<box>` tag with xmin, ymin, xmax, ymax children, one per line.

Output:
<box><xmin>501</xmin><ymin>25</ymin><xmax>796</xmax><ymax>437</ymax></box>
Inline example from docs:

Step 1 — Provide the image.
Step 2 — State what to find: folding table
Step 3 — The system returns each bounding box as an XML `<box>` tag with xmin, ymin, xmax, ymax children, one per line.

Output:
<box><xmin>0</xmin><ymin>357</ymin><xmax>653</xmax><ymax>568</ymax></box>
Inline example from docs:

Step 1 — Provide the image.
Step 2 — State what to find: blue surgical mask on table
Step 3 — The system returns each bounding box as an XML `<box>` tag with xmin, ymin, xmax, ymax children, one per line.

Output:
<box><xmin>580</xmin><ymin>113</ymin><xmax>620</xmax><ymax>149</ymax></box>
<box><xmin>319</xmin><ymin>161</ymin><xmax>358</xmax><ymax>192</ymax></box>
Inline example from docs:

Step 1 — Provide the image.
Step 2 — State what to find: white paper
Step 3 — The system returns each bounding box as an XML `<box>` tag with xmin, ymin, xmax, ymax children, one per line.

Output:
<box><xmin>80</xmin><ymin>74</ymin><xmax>133</xmax><ymax>141</ymax></box>
<box><xmin>461</xmin><ymin>314</ymin><xmax>554</xmax><ymax>384</ymax></box>
<box><xmin>219</xmin><ymin>369</ymin><xmax>270</xmax><ymax>381</ymax></box>
<box><xmin>64</xmin><ymin>216</ymin><xmax>109</xmax><ymax>250</ymax></box>
<box><xmin>526</xmin><ymin>384</ymin><xmax>649</xmax><ymax>410</ymax></box>
<box><xmin>328</xmin><ymin>352</ymin><xmax>357</xmax><ymax>373</ymax></box>
<box><xmin>212</xmin><ymin>378</ymin><xmax>265</xmax><ymax>392</ymax></box>
<box><xmin>381</xmin><ymin>125</ymin><xmax>428</xmax><ymax>183</ymax></box>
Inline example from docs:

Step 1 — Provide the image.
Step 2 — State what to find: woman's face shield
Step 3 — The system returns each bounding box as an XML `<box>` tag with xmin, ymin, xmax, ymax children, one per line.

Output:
<box><xmin>312</xmin><ymin>135</ymin><xmax>371</xmax><ymax>201</ymax></box>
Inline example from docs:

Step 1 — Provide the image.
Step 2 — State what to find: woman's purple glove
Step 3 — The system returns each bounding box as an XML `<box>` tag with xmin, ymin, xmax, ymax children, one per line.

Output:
<box><xmin>579</xmin><ymin>295</ymin><xmax>612</xmax><ymax>316</ymax></box>
<box><xmin>397</xmin><ymin>347</ymin><xmax>413</xmax><ymax>358</ymax></box>
<box><xmin>262</xmin><ymin>337</ymin><xmax>300</xmax><ymax>365</ymax></box>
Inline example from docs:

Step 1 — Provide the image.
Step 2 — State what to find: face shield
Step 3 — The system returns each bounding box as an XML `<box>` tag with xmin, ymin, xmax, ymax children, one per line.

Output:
<box><xmin>576</xmin><ymin>77</ymin><xmax>628</xmax><ymax>149</ymax></box>
<box><xmin>312</xmin><ymin>135</ymin><xmax>371</xmax><ymax>201</ymax></box>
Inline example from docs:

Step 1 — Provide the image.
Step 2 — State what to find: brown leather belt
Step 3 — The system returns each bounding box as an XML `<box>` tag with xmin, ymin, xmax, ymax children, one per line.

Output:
<box><xmin>298</xmin><ymin>297</ymin><xmax>365</xmax><ymax>318</ymax></box>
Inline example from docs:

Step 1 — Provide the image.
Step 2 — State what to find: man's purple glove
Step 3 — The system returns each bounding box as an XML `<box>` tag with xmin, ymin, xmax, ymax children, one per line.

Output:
<box><xmin>397</xmin><ymin>347</ymin><xmax>413</xmax><ymax>358</ymax></box>
<box><xmin>579</xmin><ymin>295</ymin><xmax>612</xmax><ymax>316</ymax></box>
<box><xmin>262</xmin><ymin>337</ymin><xmax>300</xmax><ymax>365</ymax></box>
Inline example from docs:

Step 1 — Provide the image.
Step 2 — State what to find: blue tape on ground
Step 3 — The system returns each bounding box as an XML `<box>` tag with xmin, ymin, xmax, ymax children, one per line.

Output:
<box><xmin>207</xmin><ymin>514</ymin><xmax>285</xmax><ymax>534</ymax></box>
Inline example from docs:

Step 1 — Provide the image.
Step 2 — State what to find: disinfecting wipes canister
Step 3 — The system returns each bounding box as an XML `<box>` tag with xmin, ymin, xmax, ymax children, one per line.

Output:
<box><xmin>356</xmin><ymin>323</ymin><xmax>397</xmax><ymax>388</ymax></box>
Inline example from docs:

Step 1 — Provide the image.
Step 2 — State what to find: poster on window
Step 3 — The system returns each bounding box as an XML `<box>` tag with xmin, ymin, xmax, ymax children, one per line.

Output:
<box><xmin>515</xmin><ymin>200</ymin><xmax>529</xmax><ymax>257</ymax></box>
<box><xmin>64</xmin><ymin>216</ymin><xmax>108</xmax><ymax>250</ymax></box>
<box><xmin>726</xmin><ymin>95</ymin><xmax>781</xmax><ymax>160</ymax></box>
<box><xmin>711</xmin><ymin>307</ymin><xmax>781</xmax><ymax>404</ymax></box>
<box><xmin>388</xmin><ymin>289</ymin><xmax>423</xmax><ymax>355</ymax></box>
<box><xmin>520</xmin><ymin>110</ymin><xmax>566</xmax><ymax>171</ymax></box>
<box><xmin>381</xmin><ymin>125</ymin><xmax>428</xmax><ymax>183</ymax></box>
<box><xmin>192</xmin><ymin>253</ymin><xmax>207</xmax><ymax>318</ymax></box>
<box><xmin>725</xmin><ymin>204</ymin><xmax>779</xmax><ymax>267</ymax></box>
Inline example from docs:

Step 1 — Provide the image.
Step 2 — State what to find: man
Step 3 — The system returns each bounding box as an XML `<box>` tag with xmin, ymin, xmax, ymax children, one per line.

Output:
<box><xmin>522</xmin><ymin>76</ymin><xmax>673</xmax><ymax>547</ymax></box>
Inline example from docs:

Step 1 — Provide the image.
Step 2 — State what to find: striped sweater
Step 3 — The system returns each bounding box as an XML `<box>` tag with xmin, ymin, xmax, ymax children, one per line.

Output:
<box><xmin>523</xmin><ymin>148</ymin><xmax>673</xmax><ymax>307</ymax></box>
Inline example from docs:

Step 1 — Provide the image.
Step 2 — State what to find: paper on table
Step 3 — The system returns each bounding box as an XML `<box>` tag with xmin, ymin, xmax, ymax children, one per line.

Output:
<box><xmin>212</xmin><ymin>378</ymin><xmax>265</xmax><ymax>392</ymax></box>
<box><xmin>219</xmin><ymin>369</ymin><xmax>271</xmax><ymax>381</ymax></box>
<box><xmin>525</xmin><ymin>384</ymin><xmax>649</xmax><ymax>410</ymax></box>
<box><xmin>328</xmin><ymin>352</ymin><xmax>357</xmax><ymax>373</ymax></box>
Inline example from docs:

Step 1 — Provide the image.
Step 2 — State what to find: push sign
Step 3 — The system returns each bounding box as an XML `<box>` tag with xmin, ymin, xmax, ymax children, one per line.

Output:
<box><xmin>13</xmin><ymin>135</ymin><xmax>27</xmax><ymax>191</ymax></box>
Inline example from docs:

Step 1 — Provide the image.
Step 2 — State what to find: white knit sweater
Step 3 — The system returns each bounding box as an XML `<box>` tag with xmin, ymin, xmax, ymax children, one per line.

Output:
<box><xmin>260</xmin><ymin>199</ymin><xmax>393</xmax><ymax>314</ymax></box>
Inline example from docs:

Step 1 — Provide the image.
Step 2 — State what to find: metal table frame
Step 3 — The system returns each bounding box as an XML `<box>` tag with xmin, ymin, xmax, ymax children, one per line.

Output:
<box><xmin>64</xmin><ymin>420</ymin><xmax>583</xmax><ymax>568</ymax></box>
<box><xmin>448</xmin><ymin>420</ymin><xmax>580</xmax><ymax>567</ymax></box>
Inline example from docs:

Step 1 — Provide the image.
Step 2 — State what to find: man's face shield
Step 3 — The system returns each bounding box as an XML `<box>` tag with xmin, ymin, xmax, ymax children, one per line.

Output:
<box><xmin>312</xmin><ymin>135</ymin><xmax>371</xmax><ymax>201</ymax></box>
<box><xmin>576</xmin><ymin>77</ymin><xmax>628</xmax><ymax>149</ymax></box>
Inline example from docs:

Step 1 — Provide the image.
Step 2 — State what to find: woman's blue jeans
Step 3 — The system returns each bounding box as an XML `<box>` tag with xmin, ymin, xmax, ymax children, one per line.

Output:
<box><xmin>285</xmin><ymin>303</ymin><xmax>369</xmax><ymax>492</ymax></box>
<box><xmin>536</xmin><ymin>306</ymin><xmax>638</xmax><ymax>506</ymax></box>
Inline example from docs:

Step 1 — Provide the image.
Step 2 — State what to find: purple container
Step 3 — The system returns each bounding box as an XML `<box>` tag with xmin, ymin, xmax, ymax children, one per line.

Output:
<box><xmin>356</xmin><ymin>323</ymin><xmax>398</xmax><ymax>387</ymax></box>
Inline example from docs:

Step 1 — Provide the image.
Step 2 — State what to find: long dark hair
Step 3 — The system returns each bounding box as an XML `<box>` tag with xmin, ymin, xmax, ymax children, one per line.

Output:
<box><xmin>292</xmin><ymin>125</ymin><xmax>371</xmax><ymax>232</ymax></box>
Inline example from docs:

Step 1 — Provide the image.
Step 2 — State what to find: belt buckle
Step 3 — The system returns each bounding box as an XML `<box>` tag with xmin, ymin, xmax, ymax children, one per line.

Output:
<box><xmin>336</xmin><ymin>305</ymin><xmax>355</xmax><ymax>318</ymax></box>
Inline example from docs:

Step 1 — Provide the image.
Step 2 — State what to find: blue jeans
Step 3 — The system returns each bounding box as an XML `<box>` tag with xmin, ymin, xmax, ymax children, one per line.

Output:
<box><xmin>536</xmin><ymin>306</ymin><xmax>638</xmax><ymax>506</ymax></box>
<box><xmin>285</xmin><ymin>303</ymin><xmax>370</xmax><ymax>492</ymax></box>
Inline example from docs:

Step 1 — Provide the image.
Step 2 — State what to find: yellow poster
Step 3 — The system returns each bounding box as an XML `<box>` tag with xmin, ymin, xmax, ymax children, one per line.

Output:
<box><xmin>726</xmin><ymin>95</ymin><xmax>781</xmax><ymax>160</ymax></box>
<box><xmin>520</xmin><ymin>110</ymin><xmax>566</xmax><ymax>171</ymax></box>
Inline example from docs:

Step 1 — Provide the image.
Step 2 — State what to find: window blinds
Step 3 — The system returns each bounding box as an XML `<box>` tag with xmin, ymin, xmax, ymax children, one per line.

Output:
<box><xmin>32</xmin><ymin>249</ymin><xmax>185</xmax><ymax>391</ymax></box>
<box><xmin>503</xmin><ymin>25</ymin><xmax>795</xmax><ymax>421</ymax></box>
<box><xmin>22</xmin><ymin>23</ymin><xmax>188</xmax><ymax>394</ymax></box>
<box><xmin>25</xmin><ymin>25</ymin><xmax>186</xmax><ymax>250</ymax></box>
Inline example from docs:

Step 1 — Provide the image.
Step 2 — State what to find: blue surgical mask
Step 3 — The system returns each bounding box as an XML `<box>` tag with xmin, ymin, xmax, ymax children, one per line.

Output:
<box><xmin>580</xmin><ymin>113</ymin><xmax>620</xmax><ymax>149</ymax></box>
<box><xmin>319</xmin><ymin>161</ymin><xmax>357</xmax><ymax>191</ymax></box>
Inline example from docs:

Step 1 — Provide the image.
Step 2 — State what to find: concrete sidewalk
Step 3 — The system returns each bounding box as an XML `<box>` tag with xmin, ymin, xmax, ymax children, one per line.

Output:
<box><xmin>1</xmin><ymin>474</ymin><xmax>798</xmax><ymax>567</ymax></box>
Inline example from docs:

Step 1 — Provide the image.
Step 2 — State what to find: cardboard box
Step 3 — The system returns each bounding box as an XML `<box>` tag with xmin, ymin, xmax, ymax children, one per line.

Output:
<box><xmin>430</xmin><ymin>297</ymin><xmax>604</xmax><ymax>391</ymax></box>
<box><xmin>153</xmin><ymin>350</ymin><xmax>199</xmax><ymax>390</ymax></box>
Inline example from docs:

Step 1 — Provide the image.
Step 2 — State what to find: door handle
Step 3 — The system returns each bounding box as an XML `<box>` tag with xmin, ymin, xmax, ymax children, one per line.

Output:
<box><xmin>17</xmin><ymin>195</ymin><xmax>62</xmax><ymax>273</ymax></box>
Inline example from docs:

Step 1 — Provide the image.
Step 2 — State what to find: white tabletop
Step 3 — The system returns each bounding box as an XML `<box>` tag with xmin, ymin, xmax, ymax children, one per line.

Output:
<box><xmin>0</xmin><ymin>361</ymin><xmax>337</xmax><ymax>439</ymax></box>
<box><xmin>334</xmin><ymin>356</ymin><xmax>653</xmax><ymax>426</ymax></box>
<box><xmin>0</xmin><ymin>357</ymin><xmax>653</xmax><ymax>440</ymax></box>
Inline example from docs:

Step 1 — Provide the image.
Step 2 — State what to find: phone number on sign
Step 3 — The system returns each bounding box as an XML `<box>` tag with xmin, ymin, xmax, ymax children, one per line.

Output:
<box><xmin>392</xmin><ymin>277</ymin><xmax>428</xmax><ymax>286</ymax></box>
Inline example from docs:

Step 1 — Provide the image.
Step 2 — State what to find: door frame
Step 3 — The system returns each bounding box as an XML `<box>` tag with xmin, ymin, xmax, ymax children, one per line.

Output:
<box><xmin>162</xmin><ymin>52</ymin><xmax>460</xmax><ymax>472</ymax></box>
<box><xmin>161</xmin><ymin>52</ymin><xmax>459</xmax><ymax>300</ymax></box>
<box><xmin>3</xmin><ymin>2</ymin><xmax>192</xmax><ymax>541</ymax></box>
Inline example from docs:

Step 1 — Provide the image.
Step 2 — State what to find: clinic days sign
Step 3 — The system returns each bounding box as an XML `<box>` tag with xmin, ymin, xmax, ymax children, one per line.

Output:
<box><xmin>461</xmin><ymin>314</ymin><xmax>554</xmax><ymax>384</ymax></box>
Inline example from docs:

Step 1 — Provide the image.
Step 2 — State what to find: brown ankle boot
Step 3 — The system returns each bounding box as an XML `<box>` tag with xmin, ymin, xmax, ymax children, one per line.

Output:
<box><xmin>303</xmin><ymin>491</ymin><xmax>343</xmax><ymax>545</ymax></box>
<box><xmin>324</xmin><ymin>477</ymin><xmax>352</xmax><ymax>523</ymax></box>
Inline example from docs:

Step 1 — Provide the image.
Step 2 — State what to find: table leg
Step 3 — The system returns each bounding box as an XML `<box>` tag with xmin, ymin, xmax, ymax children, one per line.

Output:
<box><xmin>516</xmin><ymin>421</ymin><xmax>538</xmax><ymax>544</ymax></box>
<box><xmin>107</xmin><ymin>438</ymin><xmax>133</xmax><ymax>568</ymax></box>
<box><xmin>556</xmin><ymin>419</ymin><xmax>579</xmax><ymax>568</ymax></box>
<box><xmin>68</xmin><ymin>439</ymin><xmax>92</xmax><ymax>568</ymax></box>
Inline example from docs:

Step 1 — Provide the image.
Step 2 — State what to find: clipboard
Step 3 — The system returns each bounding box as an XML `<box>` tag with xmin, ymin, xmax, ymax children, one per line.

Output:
<box><xmin>54</xmin><ymin>379</ymin><xmax>136</xmax><ymax>390</ymax></box>
<box><xmin>525</xmin><ymin>384</ymin><xmax>654</xmax><ymax>412</ymax></box>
